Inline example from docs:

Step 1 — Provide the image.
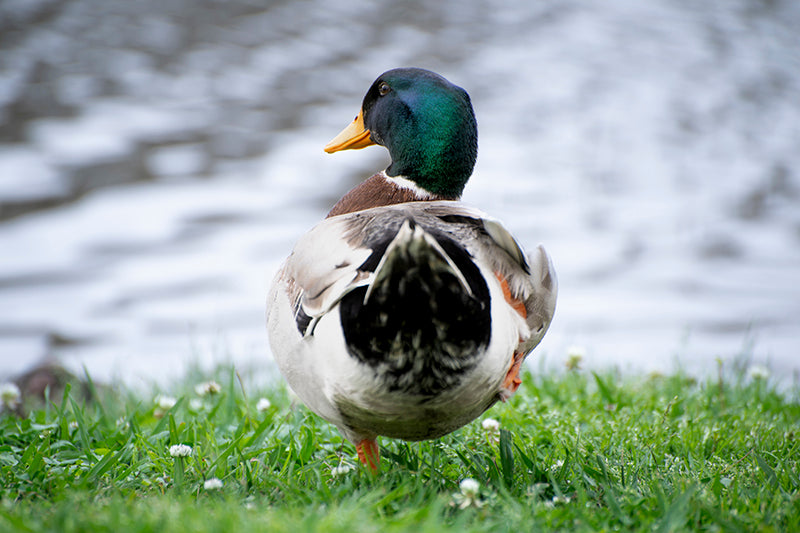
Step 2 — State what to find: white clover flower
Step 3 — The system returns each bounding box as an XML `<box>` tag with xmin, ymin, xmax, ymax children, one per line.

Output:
<box><xmin>189</xmin><ymin>398</ymin><xmax>204</xmax><ymax>411</ymax></box>
<box><xmin>169</xmin><ymin>444</ymin><xmax>192</xmax><ymax>457</ymax></box>
<box><xmin>551</xmin><ymin>495</ymin><xmax>571</xmax><ymax>505</ymax></box>
<box><xmin>453</xmin><ymin>478</ymin><xmax>484</xmax><ymax>509</ymax></box>
<box><xmin>256</xmin><ymin>398</ymin><xmax>272</xmax><ymax>412</ymax></box>
<box><xmin>481</xmin><ymin>418</ymin><xmax>500</xmax><ymax>433</ymax></box>
<box><xmin>68</xmin><ymin>421</ymin><xmax>79</xmax><ymax>430</ymax></box>
<box><xmin>0</xmin><ymin>382</ymin><xmax>21</xmax><ymax>410</ymax></box>
<box><xmin>550</xmin><ymin>459</ymin><xmax>564</xmax><ymax>473</ymax></box>
<box><xmin>747</xmin><ymin>365</ymin><xmax>770</xmax><ymax>381</ymax></box>
<box><xmin>154</xmin><ymin>394</ymin><xmax>178</xmax><ymax>418</ymax></box>
<box><xmin>481</xmin><ymin>418</ymin><xmax>500</xmax><ymax>443</ymax></box>
<box><xmin>155</xmin><ymin>395</ymin><xmax>177</xmax><ymax>410</ymax></box>
<box><xmin>204</xmin><ymin>477</ymin><xmax>223</xmax><ymax>490</ymax></box>
<box><xmin>565</xmin><ymin>345</ymin><xmax>585</xmax><ymax>371</ymax></box>
<box><xmin>195</xmin><ymin>381</ymin><xmax>221</xmax><ymax>396</ymax></box>
<box><xmin>330</xmin><ymin>463</ymin><xmax>355</xmax><ymax>476</ymax></box>
<box><xmin>460</xmin><ymin>478</ymin><xmax>480</xmax><ymax>496</ymax></box>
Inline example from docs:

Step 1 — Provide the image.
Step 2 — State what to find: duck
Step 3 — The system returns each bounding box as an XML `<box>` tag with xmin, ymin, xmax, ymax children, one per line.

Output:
<box><xmin>267</xmin><ymin>67</ymin><xmax>557</xmax><ymax>472</ymax></box>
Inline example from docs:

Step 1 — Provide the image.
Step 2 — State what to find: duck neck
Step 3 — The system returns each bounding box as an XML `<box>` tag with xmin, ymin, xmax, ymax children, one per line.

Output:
<box><xmin>385</xmin><ymin>144</ymin><xmax>474</xmax><ymax>199</ymax></box>
<box><xmin>326</xmin><ymin>171</ymin><xmax>451</xmax><ymax>218</ymax></box>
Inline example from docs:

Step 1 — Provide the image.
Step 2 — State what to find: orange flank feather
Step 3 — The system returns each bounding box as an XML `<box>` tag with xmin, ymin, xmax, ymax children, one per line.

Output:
<box><xmin>495</xmin><ymin>271</ymin><xmax>527</xmax><ymax>319</ymax></box>
<box><xmin>496</xmin><ymin>271</ymin><xmax>528</xmax><ymax>398</ymax></box>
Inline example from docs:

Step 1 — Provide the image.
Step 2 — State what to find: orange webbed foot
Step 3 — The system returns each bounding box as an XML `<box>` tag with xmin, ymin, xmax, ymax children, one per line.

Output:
<box><xmin>356</xmin><ymin>438</ymin><xmax>380</xmax><ymax>473</ymax></box>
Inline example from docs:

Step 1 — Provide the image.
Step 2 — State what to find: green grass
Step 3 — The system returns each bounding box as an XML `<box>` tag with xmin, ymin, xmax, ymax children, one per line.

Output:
<box><xmin>0</xmin><ymin>362</ymin><xmax>797</xmax><ymax>532</ymax></box>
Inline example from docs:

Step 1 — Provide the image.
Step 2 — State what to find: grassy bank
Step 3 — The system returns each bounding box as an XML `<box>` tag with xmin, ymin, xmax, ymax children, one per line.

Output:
<box><xmin>0</xmin><ymin>362</ymin><xmax>797</xmax><ymax>532</ymax></box>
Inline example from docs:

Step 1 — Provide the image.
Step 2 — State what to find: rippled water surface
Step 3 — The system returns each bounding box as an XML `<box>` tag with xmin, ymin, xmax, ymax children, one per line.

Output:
<box><xmin>1</xmin><ymin>0</ymin><xmax>799</xmax><ymax>386</ymax></box>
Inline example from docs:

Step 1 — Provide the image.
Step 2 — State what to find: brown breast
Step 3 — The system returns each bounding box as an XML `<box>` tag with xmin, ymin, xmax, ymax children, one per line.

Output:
<box><xmin>326</xmin><ymin>173</ymin><xmax>453</xmax><ymax>218</ymax></box>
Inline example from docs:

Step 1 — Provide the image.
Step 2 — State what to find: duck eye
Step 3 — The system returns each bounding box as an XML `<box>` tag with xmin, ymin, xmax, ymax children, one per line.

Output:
<box><xmin>378</xmin><ymin>81</ymin><xmax>390</xmax><ymax>96</ymax></box>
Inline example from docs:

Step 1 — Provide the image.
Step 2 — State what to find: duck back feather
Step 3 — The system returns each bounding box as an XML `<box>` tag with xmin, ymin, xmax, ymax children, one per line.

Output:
<box><xmin>339</xmin><ymin>218</ymin><xmax>491</xmax><ymax>396</ymax></box>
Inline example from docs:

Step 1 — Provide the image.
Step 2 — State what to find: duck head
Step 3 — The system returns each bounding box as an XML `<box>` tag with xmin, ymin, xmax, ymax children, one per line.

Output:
<box><xmin>325</xmin><ymin>68</ymin><xmax>478</xmax><ymax>199</ymax></box>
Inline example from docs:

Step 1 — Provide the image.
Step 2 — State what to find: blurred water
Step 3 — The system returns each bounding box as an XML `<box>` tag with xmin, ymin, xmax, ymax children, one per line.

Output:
<box><xmin>1</xmin><ymin>0</ymin><xmax>799</xmax><ymax>387</ymax></box>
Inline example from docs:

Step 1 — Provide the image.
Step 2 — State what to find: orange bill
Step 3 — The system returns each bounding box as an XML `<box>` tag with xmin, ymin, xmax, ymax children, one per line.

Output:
<box><xmin>324</xmin><ymin>109</ymin><xmax>375</xmax><ymax>153</ymax></box>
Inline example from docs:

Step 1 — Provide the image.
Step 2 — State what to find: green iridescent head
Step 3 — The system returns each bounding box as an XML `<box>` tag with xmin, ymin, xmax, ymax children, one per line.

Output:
<box><xmin>325</xmin><ymin>68</ymin><xmax>478</xmax><ymax>198</ymax></box>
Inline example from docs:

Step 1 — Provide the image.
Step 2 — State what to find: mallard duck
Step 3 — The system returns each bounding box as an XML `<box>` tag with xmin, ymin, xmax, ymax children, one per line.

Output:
<box><xmin>267</xmin><ymin>68</ymin><xmax>557</xmax><ymax>471</ymax></box>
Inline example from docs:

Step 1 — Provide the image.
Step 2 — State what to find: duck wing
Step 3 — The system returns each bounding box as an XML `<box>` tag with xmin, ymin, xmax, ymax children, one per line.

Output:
<box><xmin>278</xmin><ymin>201</ymin><xmax>556</xmax><ymax>353</ymax></box>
